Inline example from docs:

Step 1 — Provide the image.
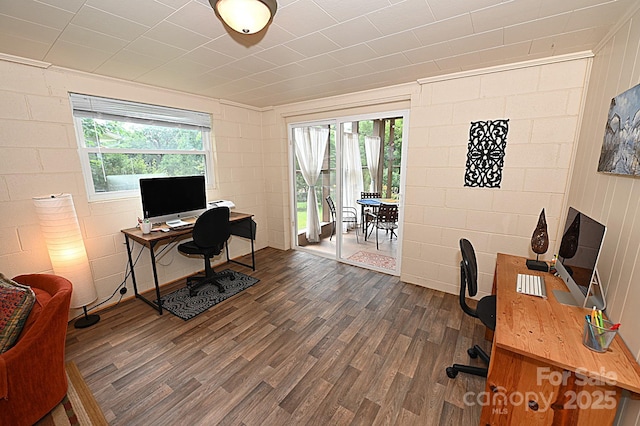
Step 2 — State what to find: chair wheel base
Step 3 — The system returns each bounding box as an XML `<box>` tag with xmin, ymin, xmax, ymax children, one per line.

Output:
<box><xmin>186</xmin><ymin>275</ymin><xmax>229</xmax><ymax>297</ymax></box>
<box><xmin>447</xmin><ymin>345</ymin><xmax>491</xmax><ymax>379</ymax></box>
<box><xmin>446</xmin><ymin>367</ymin><xmax>458</xmax><ymax>378</ymax></box>
<box><xmin>445</xmin><ymin>363</ymin><xmax>488</xmax><ymax>379</ymax></box>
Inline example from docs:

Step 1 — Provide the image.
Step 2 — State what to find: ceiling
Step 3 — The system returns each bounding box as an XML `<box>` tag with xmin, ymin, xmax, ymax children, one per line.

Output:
<box><xmin>0</xmin><ymin>0</ymin><xmax>637</xmax><ymax>108</ymax></box>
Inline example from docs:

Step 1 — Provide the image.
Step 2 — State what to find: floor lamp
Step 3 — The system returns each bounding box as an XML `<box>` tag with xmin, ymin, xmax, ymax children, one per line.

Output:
<box><xmin>33</xmin><ymin>194</ymin><xmax>100</xmax><ymax>328</ymax></box>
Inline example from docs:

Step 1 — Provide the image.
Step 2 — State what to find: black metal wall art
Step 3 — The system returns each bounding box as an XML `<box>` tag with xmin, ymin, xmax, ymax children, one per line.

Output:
<box><xmin>464</xmin><ymin>119</ymin><xmax>509</xmax><ymax>188</ymax></box>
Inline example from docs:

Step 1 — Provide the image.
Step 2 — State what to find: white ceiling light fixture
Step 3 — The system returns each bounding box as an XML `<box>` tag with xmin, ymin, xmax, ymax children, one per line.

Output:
<box><xmin>210</xmin><ymin>0</ymin><xmax>277</xmax><ymax>34</ymax></box>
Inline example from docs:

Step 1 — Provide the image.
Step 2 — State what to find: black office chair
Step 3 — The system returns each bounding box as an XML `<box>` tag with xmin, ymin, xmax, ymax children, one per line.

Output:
<box><xmin>178</xmin><ymin>207</ymin><xmax>235</xmax><ymax>297</ymax></box>
<box><xmin>446</xmin><ymin>238</ymin><xmax>496</xmax><ymax>378</ymax></box>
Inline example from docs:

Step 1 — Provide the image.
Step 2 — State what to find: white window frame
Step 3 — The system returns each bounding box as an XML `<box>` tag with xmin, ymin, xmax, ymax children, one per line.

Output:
<box><xmin>69</xmin><ymin>93</ymin><xmax>213</xmax><ymax>202</ymax></box>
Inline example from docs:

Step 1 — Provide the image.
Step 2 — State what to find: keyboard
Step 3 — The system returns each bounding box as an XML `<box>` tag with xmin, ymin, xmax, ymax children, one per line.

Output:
<box><xmin>166</xmin><ymin>219</ymin><xmax>192</xmax><ymax>228</ymax></box>
<box><xmin>516</xmin><ymin>274</ymin><xmax>547</xmax><ymax>298</ymax></box>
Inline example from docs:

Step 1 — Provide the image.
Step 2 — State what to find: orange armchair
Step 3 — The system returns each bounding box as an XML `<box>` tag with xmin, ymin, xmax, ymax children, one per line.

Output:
<box><xmin>0</xmin><ymin>274</ymin><xmax>72</xmax><ymax>426</ymax></box>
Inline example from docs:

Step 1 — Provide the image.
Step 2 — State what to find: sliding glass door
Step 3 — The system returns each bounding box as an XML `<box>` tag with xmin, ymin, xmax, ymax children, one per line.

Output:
<box><xmin>291</xmin><ymin>121</ymin><xmax>336</xmax><ymax>254</ymax></box>
<box><xmin>290</xmin><ymin>110</ymin><xmax>408</xmax><ymax>274</ymax></box>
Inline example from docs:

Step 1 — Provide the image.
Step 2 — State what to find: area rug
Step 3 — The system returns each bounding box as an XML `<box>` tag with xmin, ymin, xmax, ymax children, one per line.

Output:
<box><xmin>157</xmin><ymin>269</ymin><xmax>259</xmax><ymax>320</ymax></box>
<box><xmin>348</xmin><ymin>251</ymin><xmax>396</xmax><ymax>270</ymax></box>
<box><xmin>36</xmin><ymin>362</ymin><xmax>108</xmax><ymax>426</ymax></box>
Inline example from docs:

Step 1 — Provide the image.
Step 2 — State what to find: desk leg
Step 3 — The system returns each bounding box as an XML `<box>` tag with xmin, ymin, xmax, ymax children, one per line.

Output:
<box><xmin>249</xmin><ymin>220</ymin><xmax>255</xmax><ymax>270</ymax></box>
<box><xmin>124</xmin><ymin>236</ymin><xmax>163</xmax><ymax>314</ymax></box>
<box><xmin>226</xmin><ymin>217</ymin><xmax>256</xmax><ymax>271</ymax></box>
<box><xmin>124</xmin><ymin>236</ymin><xmax>139</xmax><ymax>296</ymax></box>
<box><xmin>127</xmin><ymin>238</ymin><xmax>162</xmax><ymax>315</ymax></box>
<box><xmin>148</xmin><ymin>242</ymin><xmax>163</xmax><ymax>314</ymax></box>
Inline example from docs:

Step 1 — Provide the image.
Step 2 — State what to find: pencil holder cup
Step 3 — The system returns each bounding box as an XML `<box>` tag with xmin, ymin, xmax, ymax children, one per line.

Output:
<box><xmin>141</xmin><ymin>221</ymin><xmax>152</xmax><ymax>234</ymax></box>
<box><xmin>583</xmin><ymin>318</ymin><xmax>617</xmax><ymax>353</ymax></box>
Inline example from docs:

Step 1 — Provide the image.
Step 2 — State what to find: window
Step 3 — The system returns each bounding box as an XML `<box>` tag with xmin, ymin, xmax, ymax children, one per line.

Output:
<box><xmin>70</xmin><ymin>93</ymin><xmax>213</xmax><ymax>201</ymax></box>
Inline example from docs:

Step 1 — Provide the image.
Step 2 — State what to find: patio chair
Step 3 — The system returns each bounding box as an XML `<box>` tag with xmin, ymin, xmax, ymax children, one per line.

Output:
<box><xmin>360</xmin><ymin>191</ymin><xmax>381</xmax><ymax>232</ymax></box>
<box><xmin>326</xmin><ymin>196</ymin><xmax>359</xmax><ymax>242</ymax></box>
<box><xmin>365</xmin><ymin>204</ymin><xmax>398</xmax><ymax>250</ymax></box>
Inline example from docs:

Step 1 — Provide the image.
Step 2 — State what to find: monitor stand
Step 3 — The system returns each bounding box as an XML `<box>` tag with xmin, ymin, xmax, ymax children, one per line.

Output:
<box><xmin>584</xmin><ymin>268</ymin><xmax>606</xmax><ymax>310</ymax></box>
<box><xmin>552</xmin><ymin>289</ymin><xmax>582</xmax><ymax>307</ymax></box>
<box><xmin>552</xmin><ymin>268</ymin><xmax>605</xmax><ymax>310</ymax></box>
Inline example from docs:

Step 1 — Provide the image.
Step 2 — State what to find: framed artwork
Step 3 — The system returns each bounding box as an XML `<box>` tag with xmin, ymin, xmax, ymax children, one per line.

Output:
<box><xmin>464</xmin><ymin>119</ymin><xmax>509</xmax><ymax>188</ymax></box>
<box><xmin>598</xmin><ymin>83</ymin><xmax>640</xmax><ymax>176</ymax></box>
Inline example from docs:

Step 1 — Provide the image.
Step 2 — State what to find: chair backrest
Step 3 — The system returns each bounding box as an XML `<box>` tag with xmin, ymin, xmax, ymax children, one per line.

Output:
<box><xmin>191</xmin><ymin>207</ymin><xmax>231</xmax><ymax>249</ymax></box>
<box><xmin>361</xmin><ymin>192</ymin><xmax>381</xmax><ymax>199</ymax></box>
<box><xmin>325</xmin><ymin>196</ymin><xmax>336</xmax><ymax>217</ymax></box>
<box><xmin>376</xmin><ymin>204</ymin><xmax>398</xmax><ymax>223</ymax></box>
<box><xmin>459</xmin><ymin>238</ymin><xmax>479</xmax><ymax>318</ymax></box>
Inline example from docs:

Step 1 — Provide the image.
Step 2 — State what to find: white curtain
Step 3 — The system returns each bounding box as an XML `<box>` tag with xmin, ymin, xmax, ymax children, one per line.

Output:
<box><xmin>343</xmin><ymin>133</ymin><xmax>364</xmax><ymax>221</ymax></box>
<box><xmin>294</xmin><ymin>127</ymin><xmax>329</xmax><ymax>242</ymax></box>
<box><xmin>364</xmin><ymin>136</ymin><xmax>381</xmax><ymax>192</ymax></box>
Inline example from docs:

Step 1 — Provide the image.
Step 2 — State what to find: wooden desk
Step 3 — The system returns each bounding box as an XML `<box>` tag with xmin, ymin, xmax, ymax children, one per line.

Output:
<box><xmin>481</xmin><ymin>253</ymin><xmax>640</xmax><ymax>425</ymax></box>
<box><xmin>121</xmin><ymin>211</ymin><xmax>256</xmax><ymax>314</ymax></box>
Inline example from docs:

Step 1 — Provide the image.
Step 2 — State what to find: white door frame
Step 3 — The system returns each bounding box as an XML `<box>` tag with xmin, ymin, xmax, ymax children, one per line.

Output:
<box><xmin>288</xmin><ymin>109</ymin><xmax>410</xmax><ymax>275</ymax></box>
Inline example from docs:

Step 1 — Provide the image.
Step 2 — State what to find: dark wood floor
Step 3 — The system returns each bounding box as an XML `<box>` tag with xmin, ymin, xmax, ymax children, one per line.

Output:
<box><xmin>65</xmin><ymin>248</ymin><xmax>489</xmax><ymax>425</ymax></box>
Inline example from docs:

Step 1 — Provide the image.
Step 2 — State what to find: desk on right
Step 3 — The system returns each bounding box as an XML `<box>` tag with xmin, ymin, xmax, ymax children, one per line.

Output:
<box><xmin>481</xmin><ymin>253</ymin><xmax>640</xmax><ymax>425</ymax></box>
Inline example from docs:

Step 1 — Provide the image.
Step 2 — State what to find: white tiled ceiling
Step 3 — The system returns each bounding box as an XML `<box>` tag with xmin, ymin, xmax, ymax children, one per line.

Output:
<box><xmin>0</xmin><ymin>0</ymin><xmax>637</xmax><ymax>107</ymax></box>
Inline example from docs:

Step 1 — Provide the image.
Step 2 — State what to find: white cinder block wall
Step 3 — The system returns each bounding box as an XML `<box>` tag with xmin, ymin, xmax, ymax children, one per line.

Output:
<box><xmin>0</xmin><ymin>61</ymin><xmax>267</xmax><ymax>318</ymax></box>
<box><xmin>402</xmin><ymin>57</ymin><xmax>590</xmax><ymax>298</ymax></box>
<box><xmin>261</xmin><ymin>108</ymin><xmax>290</xmax><ymax>251</ymax></box>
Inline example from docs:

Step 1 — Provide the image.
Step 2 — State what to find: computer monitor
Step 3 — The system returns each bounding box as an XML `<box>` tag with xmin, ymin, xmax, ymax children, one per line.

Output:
<box><xmin>139</xmin><ymin>175</ymin><xmax>207</xmax><ymax>224</ymax></box>
<box><xmin>553</xmin><ymin>207</ymin><xmax>607</xmax><ymax>310</ymax></box>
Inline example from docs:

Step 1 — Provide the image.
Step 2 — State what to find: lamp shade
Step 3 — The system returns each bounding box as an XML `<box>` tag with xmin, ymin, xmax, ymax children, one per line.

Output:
<box><xmin>210</xmin><ymin>0</ymin><xmax>277</xmax><ymax>34</ymax></box>
<box><xmin>33</xmin><ymin>194</ymin><xmax>97</xmax><ymax>309</ymax></box>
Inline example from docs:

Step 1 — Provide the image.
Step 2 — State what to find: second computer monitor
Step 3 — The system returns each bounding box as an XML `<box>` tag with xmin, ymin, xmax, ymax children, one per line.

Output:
<box><xmin>553</xmin><ymin>207</ymin><xmax>607</xmax><ymax>310</ymax></box>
